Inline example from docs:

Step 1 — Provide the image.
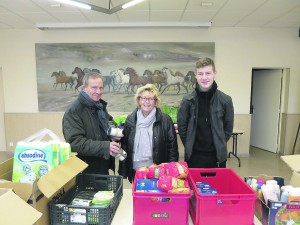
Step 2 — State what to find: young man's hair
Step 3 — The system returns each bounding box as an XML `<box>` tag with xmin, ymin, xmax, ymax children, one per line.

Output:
<box><xmin>196</xmin><ymin>57</ymin><xmax>216</xmax><ymax>72</ymax></box>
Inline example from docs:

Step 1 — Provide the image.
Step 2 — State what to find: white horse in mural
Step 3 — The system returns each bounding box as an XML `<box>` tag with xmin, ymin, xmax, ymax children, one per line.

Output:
<box><xmin>111</xmin><ymin>69</ymin><xmax>129</xmax><ymax>92</ymax></box>
<box><xmin>160</xmin><ymin>67</ymin><xmax>188</xmax><ymax>94</ymax></box>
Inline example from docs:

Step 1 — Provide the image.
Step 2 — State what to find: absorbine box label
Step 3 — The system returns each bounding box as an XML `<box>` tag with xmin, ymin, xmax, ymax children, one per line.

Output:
<box><xmin>12</xmin><ymin>141</ymin><xmax>70</xmax><ymax>183</ymax></box>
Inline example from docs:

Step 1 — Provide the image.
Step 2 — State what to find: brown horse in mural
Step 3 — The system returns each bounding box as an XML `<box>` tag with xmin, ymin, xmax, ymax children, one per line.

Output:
<box><xmin>185</xmin><ymin>70</ymin><xmax>197</xmax><ymax>90</ymax></box>
<box><xmin>51</xmin><ymin>71</ymin><xmax>75</xmax><ymax>90</ymax></box>
<box><xmin>72</xmin><ymin>67</ymin><xmax>85</xmax><ymax>94</ymax></box>
<box><xmin>143</xmin><ymin>69</ymin><xmax>167</xmax><ymax>91</ymax></box>
<box><xmin>124</xmin><ymin>67</ymin><xmax>151</xmax><ymax>94</ymax></box>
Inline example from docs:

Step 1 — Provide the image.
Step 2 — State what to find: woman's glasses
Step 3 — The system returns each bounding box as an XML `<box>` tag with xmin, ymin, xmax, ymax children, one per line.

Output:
<box><xmin>140</xmin><ymin>97</ymin><xmax>156</xmax><ymax>102</ymax></box>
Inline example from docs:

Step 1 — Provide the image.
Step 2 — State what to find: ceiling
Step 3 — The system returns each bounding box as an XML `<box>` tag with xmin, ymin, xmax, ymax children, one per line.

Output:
<box><xmin>0</xmin><ymin>0</ymin><xmax>300</xmax><ymax>30</ymax></box>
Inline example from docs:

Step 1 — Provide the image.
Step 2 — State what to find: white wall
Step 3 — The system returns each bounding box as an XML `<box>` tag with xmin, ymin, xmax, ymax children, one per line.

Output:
<box><xmin>0</xmin><ymin>67</ymin><xmax>6</xmax><ymax>150</ymax></box>
<box><xmin>0</xmin><ymin>27</ymin><xmax>299</xmax><ymax>154</ymax></box>
<box><xmin>0</xmin><ymin>27</ymin><xmax>299</xmax><ymax>114</ymax></box>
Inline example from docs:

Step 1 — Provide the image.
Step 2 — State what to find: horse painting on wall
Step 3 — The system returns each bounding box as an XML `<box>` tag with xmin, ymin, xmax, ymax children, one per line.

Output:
<box><xmin>36</xmin><ymin>42</ymin><xmax>215</xmax><ymax>112</ymax></box>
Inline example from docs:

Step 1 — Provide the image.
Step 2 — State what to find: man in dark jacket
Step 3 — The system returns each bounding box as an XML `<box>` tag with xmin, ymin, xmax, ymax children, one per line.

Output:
<box><xmin>177</xmin><ymin>57</ymin><xmax>234</xmax><ymax>168</ymax></box>
<box><xmin>62</xmin><ymin>72</ymin><xmax>122</xmax><ymax>174</ymax></box>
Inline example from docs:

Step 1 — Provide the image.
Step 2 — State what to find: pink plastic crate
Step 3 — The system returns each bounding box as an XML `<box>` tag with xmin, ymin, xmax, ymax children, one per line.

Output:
<box><xmin>188</xmin><ymin>168</ymin><xmax>256</xmax><ymax>225</ymax></box>
<box><xmin>132</xmin><ymin>177</ymin><xmax>190</xmax><ymax>225</ymax></box>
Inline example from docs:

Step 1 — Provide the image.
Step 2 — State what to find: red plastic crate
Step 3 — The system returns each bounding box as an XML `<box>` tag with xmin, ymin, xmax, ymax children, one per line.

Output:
<box><xmin>188</xmin><ymin>168</ymin><xmax>256</xmax><ymax>225</ymax></box>
<box><xmin>132</xmin><ymin>177</ymin><xmax>190</xmax><ymax>225</ymax></box>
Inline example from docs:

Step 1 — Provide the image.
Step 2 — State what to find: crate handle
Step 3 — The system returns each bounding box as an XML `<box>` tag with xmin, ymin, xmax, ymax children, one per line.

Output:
<box><xmin>199</xmin><ymin>172</ymin><xmax>216</xmax><ymax>177</ymax></box>
<box><xmin>151</xmin><ymin>197</ymin><xmax>172</xmax><ymax>203</ymax></box>
<box><xmin>217</xmin><ymin>199</ymin><xmax>240</xmax><ymax>205</ymax></box>
<box><xmin>94</xmin><ymin>176</ymin><xmax>108</xmax><ymax>181</ymax></box>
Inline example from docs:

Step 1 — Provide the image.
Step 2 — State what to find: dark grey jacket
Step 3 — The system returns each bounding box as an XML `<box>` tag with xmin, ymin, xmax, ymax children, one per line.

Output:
<box><xmin>119</xmin><ymin>107</ymin><xmax>179</xmax><ymax>182</ymax></box>
<box><xmin>62</xmin><ymin>94</ymin><xmax>115</xmax><ymax>173</ymax></box>
<box><xmin>177</xmin><ymin>89</ymin><xmax>234</xmax><ymax>163</ymax></box>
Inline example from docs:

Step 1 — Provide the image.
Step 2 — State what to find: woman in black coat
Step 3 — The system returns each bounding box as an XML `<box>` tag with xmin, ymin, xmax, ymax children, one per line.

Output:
<box><xmin>118</xmin><ymin>84</ymin><xmax>179</xmax><ymax>183</ymax></box>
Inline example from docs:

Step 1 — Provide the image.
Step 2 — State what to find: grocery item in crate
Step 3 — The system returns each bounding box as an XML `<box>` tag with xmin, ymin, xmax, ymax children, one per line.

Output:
<box><xmin>72</xmin><ymin>191</ymin><xmax>95</xmax><ymax>206</ymax></box>
<box><xmin>195</xmin><ymin>182</ymin><xmax>219</xmax><ymax>195</ymax></box>
<box><xmin>136</xmin><ymin>179</ymin><xmax>163</xmax><ymax>193</ymax></box>
<box><xmin>92</xmin><ymin>191</ymin><xmax>114</xmax><ymax>207</ymax></box>
<box><xmin>157</xmin><ymin>175</ymin><xmax>189</xmax><ymax>192</ymax></box>
<box><xmin>12</xmin><ymin>128</ymin><xmax>71</xmax><ymax>183</ymax></box>
<box><xmin>147</xmin><ymin>164</ymin><xmax>166</xmax><ymax>179</ymax></box>
<box><xmin>164</xmin><ymin>161</ymin><xmax>188</xmax><ymax>179</ymax></box>
<box><xmin>135</xmin><ymin>166</ymin><xmax>149</xmax><ymax>179</ymax></box>
<box><xmin>168</xmin><ymin>187</ymin><xmax>190</xmax><ymax>194</ymax></box>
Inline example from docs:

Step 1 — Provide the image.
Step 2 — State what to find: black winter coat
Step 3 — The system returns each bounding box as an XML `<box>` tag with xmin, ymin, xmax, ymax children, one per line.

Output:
<box><xmin>177</xmin><ymin>87</ymin><xmax>234</xmax><ymax>164</ymax></box>
<box><xmin>118</xmin><ymin>107</ymin><xmax>179</xmax><ymax>183</ymax></box>
<box><xmin>62</xmin><ymin>93</ymin><xmax>115</xmax><ymax>174</ymax></box>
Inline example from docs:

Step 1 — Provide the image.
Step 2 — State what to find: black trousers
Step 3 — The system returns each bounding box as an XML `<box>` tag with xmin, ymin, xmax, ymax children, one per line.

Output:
<box><xmin>187</xmin><ymin>151</ymin><xmax>226</xmax><ymax>168</ymax></box>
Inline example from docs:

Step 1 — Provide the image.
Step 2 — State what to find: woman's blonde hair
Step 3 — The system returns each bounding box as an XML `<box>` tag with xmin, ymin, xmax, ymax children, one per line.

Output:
<box><xmin>135</xmin><ymin>84</ymin><xmax>161</xmax><ymax>107</ymax></box>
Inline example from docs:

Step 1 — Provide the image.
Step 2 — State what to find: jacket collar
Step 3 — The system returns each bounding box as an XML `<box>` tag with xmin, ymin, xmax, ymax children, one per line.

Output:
<box><xmin>78</xmin><ymin>93</ymin><xmax>108</xmax><ymax>109</ymax></box>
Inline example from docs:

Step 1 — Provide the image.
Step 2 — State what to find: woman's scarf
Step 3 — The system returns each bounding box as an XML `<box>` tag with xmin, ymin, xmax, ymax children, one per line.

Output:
<box><xmin>133</xmin><ymin>107</ymin><xmax>156</xmax><ymax>162</ymax></box>
<box><xmin>80</xmin><ymin>90</ymin><xmax>109</xmax><ymax>133</ymax></box>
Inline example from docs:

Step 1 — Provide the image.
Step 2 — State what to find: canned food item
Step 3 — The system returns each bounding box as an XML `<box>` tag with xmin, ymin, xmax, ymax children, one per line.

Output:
<box><xmin>114</xmin><ymin>149</ymin><xmax>127</xmax><ymax>161</ymax></box>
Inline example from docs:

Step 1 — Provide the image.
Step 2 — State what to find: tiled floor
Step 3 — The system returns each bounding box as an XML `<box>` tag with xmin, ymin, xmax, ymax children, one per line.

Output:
<box><xmin>118</xmin><ymin>146</ymin><xmax>293</xmax><ymax>189</ymax></box>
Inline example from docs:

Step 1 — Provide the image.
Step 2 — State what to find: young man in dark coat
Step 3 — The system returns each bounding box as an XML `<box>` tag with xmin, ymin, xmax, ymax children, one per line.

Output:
<box><xmin>177</xmin><ymin>57</ymin><xmax>234</xmax><ymax>168</ymax></box>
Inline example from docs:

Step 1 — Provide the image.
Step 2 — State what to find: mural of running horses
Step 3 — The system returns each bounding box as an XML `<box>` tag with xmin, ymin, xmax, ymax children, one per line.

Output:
<box><xmin>124</xmin><ymin>67</ymin><xmax>151</xmax><ymax>94</ymax></box>
<box><xmin>51</xmin><ymin>71</ymin><xmax>75</xmax><ymax>90</ymax></box>
<box><xmin>160</xmin><ymin>67</ymin><xmax>188</xmax><ymax>94</ymax></box>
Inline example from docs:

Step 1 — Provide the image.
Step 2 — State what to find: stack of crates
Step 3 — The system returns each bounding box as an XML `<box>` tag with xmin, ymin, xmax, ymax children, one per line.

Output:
<box><xmin>188</xmin><ymin>168</ymin><xmax>256</xmax><ymax>225</ymax></box>
<box><xmin>49</xmin><ymin>174</ymin><xmax>123</xmax><ymax>225</ymax></box>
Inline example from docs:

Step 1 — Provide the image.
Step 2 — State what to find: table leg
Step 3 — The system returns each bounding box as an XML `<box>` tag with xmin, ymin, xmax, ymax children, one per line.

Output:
<box><xmin>228</xmin><ymin>134</ymin><xmax>241</xmax><ymax>167</ymax></box>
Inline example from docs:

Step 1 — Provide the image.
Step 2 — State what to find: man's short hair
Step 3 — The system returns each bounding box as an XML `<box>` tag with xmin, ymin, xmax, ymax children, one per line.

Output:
<box><xmin>196</xmin><ymin>57</ymin><xmax>216</xmax><ymax>72</ymax></box>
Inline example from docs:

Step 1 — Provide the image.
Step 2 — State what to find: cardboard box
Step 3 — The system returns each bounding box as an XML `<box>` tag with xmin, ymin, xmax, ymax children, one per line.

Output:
<box><xmin>0</xmin><ymin>155</ymin><xmax>88</xmax><ymax>225</ymax></box>
<box><xmin>0</xmin><ymin>188</ymin><xmax>42</xmax><ymax>225</ymax></box>
<box><xmin>281</xmin><ymin>154</ymin><xmax>300</xmax><ymax>186</ymax></box>
<box><xmin>245</xmin><ymin>174</ymin><xmax>285</xmax><ymax>223</ymax></box>
<box><xmin>256</xmin><ymin>198</ymin><xmax>300</xmax><ymax>225</ymax></box>
<box><xmin>267</xmin><ymin>201</ymin><xmax>300</xmax><ymax>225</ymax></box>
<box><xmin>247</xmin><ymin>162</ymin><xmax>300</xmax><ymax>225</ymax></box>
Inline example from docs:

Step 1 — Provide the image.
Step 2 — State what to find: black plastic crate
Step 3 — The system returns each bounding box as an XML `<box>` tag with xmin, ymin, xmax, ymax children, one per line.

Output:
<box><xmin>49</xmin><ymin>174</ymin><xmax>123</xmax><ymax>225</ymax></box>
